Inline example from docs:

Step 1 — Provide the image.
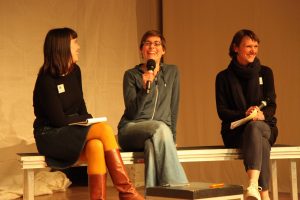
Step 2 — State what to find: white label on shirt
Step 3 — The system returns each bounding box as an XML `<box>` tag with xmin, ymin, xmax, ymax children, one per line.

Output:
<box><xmin>57</xmin><ymin>84</ymin><xmax>65</xmax><ymax>93</ymax></box>
<box><xmin>259</xmin><ymin>77</ymin><xmax>263</xmax><ymax>85</ymax></box>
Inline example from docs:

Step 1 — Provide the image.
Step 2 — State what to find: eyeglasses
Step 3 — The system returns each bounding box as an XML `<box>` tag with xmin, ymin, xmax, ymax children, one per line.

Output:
<box><xmin>143</xmin><ymin>41</ymin><xmax>162</xmax><ymax>47</ymax></box>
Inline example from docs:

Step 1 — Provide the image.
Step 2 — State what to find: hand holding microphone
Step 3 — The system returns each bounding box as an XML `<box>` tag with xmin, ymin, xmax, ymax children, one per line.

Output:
<box><xmin>145</xmin><ymin>59</ymin><xmax>156</xmax><ymax>94</ymax></box>
<box><xmin>230</xmin><ymin>100</ymin><xmax>267</xmax><ymax>130</ymax></box>
<box><xmin>251</xmin><ymin>101</ymin><xmax>267</xmax><ymax>121</ymax></box>
<box><xmin>245</xmin><ymin>101</ymin><xmax>267</xmax><ymax>116</ymax></box>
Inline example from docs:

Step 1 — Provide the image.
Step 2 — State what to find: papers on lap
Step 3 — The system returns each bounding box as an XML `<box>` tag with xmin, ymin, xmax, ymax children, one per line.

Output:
<box><xmin>230</xmin><ymin>109</ymin><xmax>257</xmax><ymax>129</ymax></box>
<box><xmin>69</xmin><ymin>117</ymin><xmax>107</xmax><ymax>126</ymax></box>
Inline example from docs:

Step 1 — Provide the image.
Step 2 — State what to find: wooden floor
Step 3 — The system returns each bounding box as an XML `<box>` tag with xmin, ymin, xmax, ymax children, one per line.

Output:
<box><xmin>16</xmin><ymin>185</ymin><xmax>298</xmax><ymax>200</ymax></box>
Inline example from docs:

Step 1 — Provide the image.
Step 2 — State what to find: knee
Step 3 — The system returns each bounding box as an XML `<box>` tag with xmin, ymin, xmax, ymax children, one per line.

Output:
<box><xmin>153</xmin><ymin>122</ymin><xmax>173</xmax><ymax>141</ymax></box>
<box><xmin>86</xmin><ymin>139</ymin><xmax>104</xmax><ymax>154</ymax></box>
<box><xmin>246</xmin><ymin>121</ymin><xmax>271</xmax><ymax>135</ymax></box>
<box><xmin>244</xmin><ymin>121</ymin><xmax>263</xmax><ymax>138</ymax></box>
<box><xmin>92</xmin><ymin>122</ymin><xmax>114</xmax><ymax>136</ymax></box>
<box><xmin>245</xmin><ymin>121</ymin><xmax>260</xmax><ymax>131</ymax></box>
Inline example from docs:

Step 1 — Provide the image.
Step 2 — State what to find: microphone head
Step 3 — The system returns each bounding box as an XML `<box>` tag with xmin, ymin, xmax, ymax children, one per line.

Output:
<box><xmin>258</xmin><ymin>100</ymin><xmax>267</xmax><ymax>109</ymax></box>
<box><xmin>146</xmin><ymin>59</ymin><xmax>156</xmax><ymax>71</ymax></box>
<box><xmin>262</xmin><ymin>97</ymin><xmax>271</xmax><ymax>107</ymax></box>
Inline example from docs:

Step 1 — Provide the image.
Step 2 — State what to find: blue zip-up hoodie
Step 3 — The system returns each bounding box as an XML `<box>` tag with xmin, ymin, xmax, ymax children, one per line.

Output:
<box><xmin>118</xmin><ymin>63</ymin><xmax>180</xmax><ymax>141</ymax></box>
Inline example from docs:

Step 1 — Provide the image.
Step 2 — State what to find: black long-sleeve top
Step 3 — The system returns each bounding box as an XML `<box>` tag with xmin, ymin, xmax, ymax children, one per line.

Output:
<box><xmin>33</xmin><ymin>64</ymin><xmax>92</xmax><ymax>129</ymax></box>
<box><xmin>215</xmin><ymin>64</ymin><xmax>278</xmax><ymax>144</ymax></box>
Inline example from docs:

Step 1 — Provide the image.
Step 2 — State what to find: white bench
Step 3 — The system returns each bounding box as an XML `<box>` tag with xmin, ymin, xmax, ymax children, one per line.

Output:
<box><xmin>18</xmin><ymin>145</ymin><xmax>300</xmax><ymax>200</ymax></box>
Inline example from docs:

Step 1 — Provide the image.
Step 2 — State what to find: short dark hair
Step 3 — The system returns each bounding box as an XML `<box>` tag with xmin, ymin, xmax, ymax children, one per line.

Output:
<box><xmin>229</xmin><ymin>29</ymin><xmax>260</xmax><ymax>58</ymax></box>
<box><xmin>40</xmin><ymin>27</ymin><xmax>77</xmax><ymax>76</ymax></box>
<box><xmin>139</xmin><ymin>30</ymin><xmax>166</xmax><ymax>50</ymax></box>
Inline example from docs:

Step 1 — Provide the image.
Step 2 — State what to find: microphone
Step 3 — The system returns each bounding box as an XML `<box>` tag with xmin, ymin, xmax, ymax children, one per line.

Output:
<box><xmin>258</xmin><ymin>100</ymin><xmax>267</xmax><ymax>110</ymax></box>
<box><xmin>146</xmin><ymin>59</ymin><xmax>156</xmax><ymax>94</ymax></box>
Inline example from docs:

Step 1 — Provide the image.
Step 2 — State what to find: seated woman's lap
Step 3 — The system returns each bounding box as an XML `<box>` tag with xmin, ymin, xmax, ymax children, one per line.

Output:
<box><xmin>118</xmin><ymin>120</ymin><xmax>172</xmax><ymax>151</ymax></box>
<box><xmin>86</xmin><ymin>122</ymin><xmax>118</xmax><ymax>151</ymax></box>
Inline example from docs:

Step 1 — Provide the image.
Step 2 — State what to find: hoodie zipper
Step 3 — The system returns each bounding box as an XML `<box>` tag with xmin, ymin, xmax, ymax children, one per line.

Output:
<box><xmin>151</xmin><ymin>84</ymin><xmax>159</xmax><ymax>120</ymax></box>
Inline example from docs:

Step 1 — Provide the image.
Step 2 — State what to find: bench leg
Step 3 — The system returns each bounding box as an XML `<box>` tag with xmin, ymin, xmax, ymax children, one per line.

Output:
<box><xmin>128</xmin><ymin>164</ymin><xmax>137</xmax><ymax>186</ymax></box>
<box><xmin>127</xmin><ymin>164</ymin><xmax>144</xmax><ymax>187</ymax></box>
<box><xmin>271</xmin><ymin>160</ymin><xmax>278</xmax><ymax>200</ymax></box>
<box><xmin>23</xmin><ymin>169</ymin><xmax>35</xmax><ymax>200</ymax></box>
<box><xmin>290</xmin><ymin>160</ymin><xmax>298</xmax><ymax>200</ymax></box>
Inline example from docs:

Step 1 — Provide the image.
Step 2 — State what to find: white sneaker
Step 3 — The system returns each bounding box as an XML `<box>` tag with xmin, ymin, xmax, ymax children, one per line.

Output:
<box><xmin>245</xmin><ymin>183</ymin><xmax>262</xmax><ymax>200</ymax></box>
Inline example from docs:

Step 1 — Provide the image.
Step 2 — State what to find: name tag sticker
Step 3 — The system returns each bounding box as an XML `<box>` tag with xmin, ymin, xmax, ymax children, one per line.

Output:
<box><xmin>57</xmin><ymin>84</ymin><xmax>65</xmax><ymax>93</ymax></box>
<box><xmin>259</xmin><ymin>77</ymin><xmax>263</xmax><ymax>85</ymax></box>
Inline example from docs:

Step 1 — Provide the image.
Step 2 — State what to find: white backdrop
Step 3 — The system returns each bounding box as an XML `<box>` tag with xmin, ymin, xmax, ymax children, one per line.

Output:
<box><xmin>0</xmin><ymin>0</ymin><xmax>143</xmax><ymax>184</ymax></box>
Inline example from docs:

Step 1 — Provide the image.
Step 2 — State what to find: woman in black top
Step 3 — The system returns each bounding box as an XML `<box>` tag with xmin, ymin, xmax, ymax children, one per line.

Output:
<box><xmin>215</xmin><ymin>29</ymin><xmax>277</xmax><ymax>200</ymax></box>
<box><xmin>33</xmin><ymin>27</ymin><xmax>143</xmax><ymax>200</ymax></box>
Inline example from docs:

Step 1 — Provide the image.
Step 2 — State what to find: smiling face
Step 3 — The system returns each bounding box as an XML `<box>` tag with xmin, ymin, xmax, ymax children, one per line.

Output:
<box><xmin>70</xmin><ymin>38</ymin><xmax>80</xmax><ymax>63</ymax></box>
<box><xmin>140</xmin><ymin>36</ymin><xmax>165</xmax><ymax>64</ymax></box>
<box><xmin>234</xmin><ymin>36</ymin><xmax>259</xmax><ymax>66</ymax></box>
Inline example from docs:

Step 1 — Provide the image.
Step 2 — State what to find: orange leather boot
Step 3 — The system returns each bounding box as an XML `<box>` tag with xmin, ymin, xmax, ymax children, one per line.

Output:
<box><xmin>89</xmin><ymin>174</ymin><xmax>107</xmax><ymax>200</ymax></box>
<box><xmin>105</xmin><ymin>149</ymin><xmax>144</xmax><ymax>200</ymax></box>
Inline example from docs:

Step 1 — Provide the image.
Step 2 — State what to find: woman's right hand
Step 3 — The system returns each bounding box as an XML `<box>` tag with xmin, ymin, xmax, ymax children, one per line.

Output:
<box><xmin>142</xmin><ymin>71</ymin><xmax>155</xmax><ymax>89</ymax></box>
<box><xmin>245</xmin><ymin>106</ymin><xmax>258</xmax><ymax>117</ymax></box>
<box><xmin>245</xmin><ymin>106</ymin><xmax>265</xmax><ymax>121</ymax></box>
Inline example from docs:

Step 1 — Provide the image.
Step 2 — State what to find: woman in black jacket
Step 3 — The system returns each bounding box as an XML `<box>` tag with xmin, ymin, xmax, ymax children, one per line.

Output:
<box><xmin>215</xmin><ymin>29</ymin><xmax>277</xmax><ymax>200</ymax></box>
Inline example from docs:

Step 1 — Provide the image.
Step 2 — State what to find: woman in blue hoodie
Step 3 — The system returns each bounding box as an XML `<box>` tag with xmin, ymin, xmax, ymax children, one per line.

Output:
<box><xmin>118</xmin><ymin>30</ymin><xmax>188</xmax><ymax>189</ymax></box>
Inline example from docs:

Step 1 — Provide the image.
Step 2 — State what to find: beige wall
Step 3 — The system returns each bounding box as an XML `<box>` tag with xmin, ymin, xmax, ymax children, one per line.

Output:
<box><xmin>0</xmin><ymin>0</ymin><xmax>143</xmax><ymax>185</ymax></box>
<box><xmin>163</xmin><ymin>0</ymin><xmax>300</xmax><ymax>192</ymax></box>
<box><xmin>0</xmin><ymin>0</ymin><xmax>163</xmax><ymax>190</ymax></box>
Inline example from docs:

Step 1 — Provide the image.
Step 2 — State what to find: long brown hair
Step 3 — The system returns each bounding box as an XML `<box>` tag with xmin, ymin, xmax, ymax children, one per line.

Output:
<box><xmin>40</xmin><ymin>27</ymin><xmax>77</xmax><ymax>76</ymax></box>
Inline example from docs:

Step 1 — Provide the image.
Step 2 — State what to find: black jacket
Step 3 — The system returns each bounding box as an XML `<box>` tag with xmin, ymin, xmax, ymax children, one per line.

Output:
<box><xmin>215</xmin><ymin>62</ymin><xmax>278</xmax><ymax>144</ymax></box>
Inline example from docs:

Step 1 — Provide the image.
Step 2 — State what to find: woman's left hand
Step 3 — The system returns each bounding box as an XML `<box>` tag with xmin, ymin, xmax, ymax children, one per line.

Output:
<box><xmin>253</xmin><ymin>110</ymin><xmax>265</xmax><ymax>121</ymax></box>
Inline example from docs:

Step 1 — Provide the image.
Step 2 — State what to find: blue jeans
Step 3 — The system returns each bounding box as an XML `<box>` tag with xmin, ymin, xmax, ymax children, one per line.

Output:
<box><xmin>118</xmin><ymin>120</ymin><xmax>189</xmax><ymax>188</ymax></box>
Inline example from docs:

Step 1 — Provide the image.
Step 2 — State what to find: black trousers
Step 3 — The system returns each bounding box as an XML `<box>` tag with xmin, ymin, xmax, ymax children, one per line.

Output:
<box><xmin>222</xmin><ymin>121</ymin><xmax>272</xmax><ymax>190</ymax></box>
